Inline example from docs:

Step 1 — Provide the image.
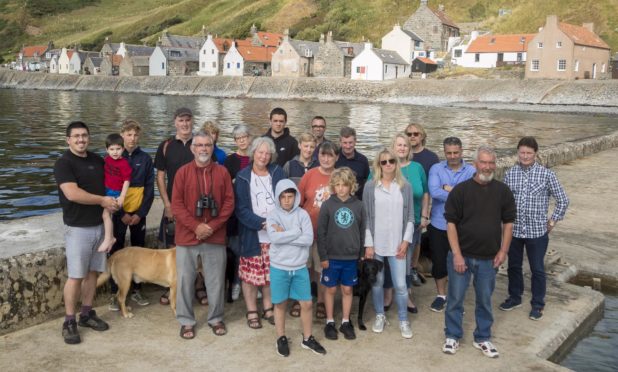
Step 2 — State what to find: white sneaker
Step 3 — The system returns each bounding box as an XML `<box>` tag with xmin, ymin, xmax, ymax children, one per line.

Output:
<box><xmin>473</xmin><ymin>341</ymin><xmax>499</xmax><ymax>358</ymax></box>
<box><xmin>399</xmin><ymin>321</ymin><xmax>413</xmax><ymax>339</ymax></box>
<box><xmin>372</xmin><ymin>314</ymin><xmax>387</xmax><ymax>333</ymax></box>
<box><xmin>442</xmin><ymin>338</ymin><xmax>459</xmax><ymax>354</ymax></box>
<box><xmin>231</xmin><ymin>283</ymin><xmax>241</xmax><ymax>301</ymax></box>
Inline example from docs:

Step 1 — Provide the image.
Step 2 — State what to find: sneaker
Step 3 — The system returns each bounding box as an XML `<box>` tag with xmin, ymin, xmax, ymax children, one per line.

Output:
<box><xmin>62</xmin><ymin>319</ymin><xmax>81</xmax><ymax>345</ymax></box>
<box><xmin>499</xmin><ymin>298</ymin><xmax>522</xmax><ymax>311</ymax></box>
<box><xmin>442</xmin><ymin>338</ymin><xmax>459</xmax><ymax>354</ymax></box>
<box><xmin>473</xmin><ymin>340</ymin><xmax>499</xmax><ymax>358</ymax></box>
<box><xmin>372</xmin><ymin>313</ymin><xmax>387</xmax><ymax>333</ymax></box>
<box><xmin>276</xmin><ymin>335</ymin><xmax>290</xmax><ymax>357</ymax></box>
<box><xmin>231</xmin><ymin>283</ymin><xmax>241</xmax><ymax>301</ymax></box>
<box><xmin>529</xmin><ymin>308</ymin><xmax>544</xmax><ymax>321</ymax></box>
<box><xmin>410</xmin><ymin>268</ymin><xmax>422</xmax><ymax>287</ymax></box>
<box><xmin>301</xmin><ymin>335</ymin><xmax>326</xmax><ymax>355</ymax></box>
<box><xmin>324</xmin><ymin>321</ymin><xmax>338</xmax><ymax>340</ymax></box>
<box><xmin>130</xmin><ymin>291</ymin><xmax>150</xmax><ymax>306</ymax></box>
<box><xmin>400</xmin><ymin>320</ymin><xmax>413</xmax><ymax>339</ymax></box>
<box><xmin>108</xmin><ymin>295</ymin><xmax>119</xmax><ymax>312</ymax></box>
<box><xmin>339</xmin><ymin>321</ymin><xmax>356</xmax><ymax>340</ymax></box>
<box><xmin>78</xmin><ymin>310</ymin><xmax>109</xmax><ymax>331</ymax></box>
<box><xmin>430</xmin><ymin>296</ymin><xmax>447</xmax><ymax>312</ymax></box>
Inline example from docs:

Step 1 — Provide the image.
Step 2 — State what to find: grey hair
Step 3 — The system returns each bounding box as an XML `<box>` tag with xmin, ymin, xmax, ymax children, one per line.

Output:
<box><xmin>474</xmin><ymin>145</ymin><xmax>497</xmax><ymax>161</ymax></box>
<box><xmin>232</xmin><ymin>124</ymin><xmax>250</xmax><ymax>138</ymax></box>
<box><xmin>192</xmin><ymin>130</ymin><xmax>214</xmax><ymax>143</ymax></box>
<box><xmin>249</xmin><ymin>136</ymin><xmax>277</xmax><ymax>164</ymax></box>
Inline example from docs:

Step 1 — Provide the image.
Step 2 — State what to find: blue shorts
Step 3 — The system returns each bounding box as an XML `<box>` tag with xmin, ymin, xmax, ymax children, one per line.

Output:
<box><xmin>321</xmin><ymin>259</ymin><xmax>358</xmax><ymax>287</ymax></box>
<box><xmin>270</xmin><ymin>266</ymin><xmax>312</xmax><ymax>304</ymax></box>
<box><xmin>105</xmin><ymin>187</ymin><xmax>121</xmax><ymax>198</ymax></box>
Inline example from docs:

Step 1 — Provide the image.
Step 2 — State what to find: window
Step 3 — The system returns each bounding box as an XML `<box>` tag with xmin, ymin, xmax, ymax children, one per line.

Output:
<box><xmin>556</xmin><ymin>41</ymin><xmax>562</xmax><ymax>48</ymax></box>
<box><xmin>161</xmin><ymin>62</ymin><xmax>165</xmax><ymax>70</ymax></box>
<box><xmin>574</xmin><ymin>60</ymin><xmax>579</xmax><ymax>72</ymax></box>
<box><xmin>264</xmin><ymin>63</ymin><xmax>267</xmax><ymax>69</ymax></box>
<box><xmin>602</xmin><ymin>63</ymin><xmax>606</xmax><ymax>73</ymax></box>
<box><xmin>531</xmin><ymin>59</ymin><xmax>539</xmax><ymax>71</ymax></box>
<box><xmin>433</xmin><ymin>25</ymin><xmax>439</xmax><ymax>34</ymax></box>
<box><xmin>237</xmin><ymin>62</ymin><xmax>240</xmax><ymax>68</ymax></box>
<box><xmin>356</xmin><ymin>66</ymin><xmax>360</xmax><ymax>73</ymax></box>
<box><xmin>537</xmin><ymin>42</ymin><xmax>543</xmax><ymax>48</ymax></box>
<box><xmin>227</xmin><ymin>62</ymin><xmax>230</xmax><ymax>69</ymax></box>
<box><xmin>415</xmin><ymin>41</ymin><xmax>421</xmax><ymax>48</ymax></box>
<box><xmin>454</xmin><ymin>50</ymin><xmax>462</xmax><ymax>58</ymax></box>
<box><xmin>212</xmin><ymin>62</ymin><xmax>216</xmax><ymax>68</ymax></box>
<box><xmin>170</xmin><ymin>50</ymin><xmax>181</xmax><ymax>57</ymax></box>
<box><xmin>203</xmin><ymin>50</ymin><xmax>206</xmax><ymax>55</ymax></box>
<box><xmin>475</xmin><ymin>53</ymin><xmax>480</xmax><ymax>62</ymax></box>
<box><xmin>517</xmin><ymin>53</ymin><xmax>522</xmax><ymax>63</ymax></box>
<box><xmin>384</xmin><ymin>65</ymin><xmax>388</xmax><ymax>73</ymax></box>
<box><xmin>201</xmin><ymin>62</ymin><xmax>205</xmax><ymax>68</ymax></box>
<box><xmin>211</xmin><ymin>49</ymin><xmax>215</xmax><ymax>54</ymax></box>
<box><xmin>557</xmin><ymin>59</ymin><xmax>566</xmax><ymax>71</ymax></box>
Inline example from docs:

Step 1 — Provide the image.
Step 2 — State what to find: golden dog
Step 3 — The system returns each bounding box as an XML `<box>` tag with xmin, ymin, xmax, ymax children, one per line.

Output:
<box><xmin>97</xmin><ymin>246</ymin><xmax>177</xmax><ymax>318</ymax></box>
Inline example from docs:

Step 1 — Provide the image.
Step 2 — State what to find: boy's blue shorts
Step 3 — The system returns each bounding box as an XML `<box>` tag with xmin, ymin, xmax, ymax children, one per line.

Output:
<box><xmin>270</xmin><ymin>266</ymin><xmax>312</xmax><ymax>304</ymax></box>
<box><xmin>321</xmin><ymin>259</ymin><xmax>358</xmax><ymax>287</ymax></box>
<box><xmin>105</xmin><ymin>188</ymin><xmax>121</xmax><ymax>198</ymax></box>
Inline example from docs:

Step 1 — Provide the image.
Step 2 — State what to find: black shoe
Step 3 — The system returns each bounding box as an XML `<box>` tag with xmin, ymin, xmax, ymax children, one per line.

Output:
<box><xmin>78</xmin><ymin>310</ymin><xmax>109</xmax><ymax>331</ymax></box>
<box><xmin>324</xmin><ymin>321</ymin><xmax>338</xmax><ymax>340</ymax></box>
<box><xmin>62</xmin><ymin>319</ymin><xmax>81</xmax><ymax>345</ymax></box>
<box><xmin>301</xmin><ymin>335</ymin><xmax>327</xmax><ymax>355</ymax></box>
<box><xmin>276</xmin><ymin>335</ymin><xmax>290</xmax><ymax>357</ymax></box>
<box><xmin>339</xmin><ymin>321</ymin><xmax>356</xmax><ymax>340</ymax></box>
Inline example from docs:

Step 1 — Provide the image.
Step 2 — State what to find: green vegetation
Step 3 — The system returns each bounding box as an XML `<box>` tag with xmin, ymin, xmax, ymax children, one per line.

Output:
<box><xmin>1</xmin><ymin>0</ymin><xmax>615</xmax><ymax>61</ymax></box>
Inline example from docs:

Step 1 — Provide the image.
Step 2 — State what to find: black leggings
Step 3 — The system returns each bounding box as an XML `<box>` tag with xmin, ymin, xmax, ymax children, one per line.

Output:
<box><xmin>428</xmin><ymin>224</ymin><xmax>450</xmax><ymax>280</ymax></box>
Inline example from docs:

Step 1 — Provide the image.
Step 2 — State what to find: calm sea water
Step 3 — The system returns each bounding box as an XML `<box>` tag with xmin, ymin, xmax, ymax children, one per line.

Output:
<box><xmin>0</xmin><ymin>88</ymin><xmax>617</xmax><ymax>220</ymax></box>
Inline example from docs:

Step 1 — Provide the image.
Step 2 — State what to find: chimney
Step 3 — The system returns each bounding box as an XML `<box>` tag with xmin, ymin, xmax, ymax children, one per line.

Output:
<box><xmin>207</xmin><ymin>33</ymin><xmax>213</xmax><ymax>41</ymax></box>
<box><xmin>364</xmin><ymin>42</ymin><xmax>373</xmax><ymax>50</ymax></box>
<box><xmin>284</xmin><ymin>28</ymin><xmax>290</xmax><ymax>42</ymax></box>
<box><xmin>583</xmin><ymin>22</ymin><xmax>594</xmax><ymax>32</ymax></box>
<box><xmin>471</xmin><ymin>30</ymin><xmax>479</xmax><ymax>40</ymax></box>
<box><xmin>394</xmin><ymin>24</ymin><xmax>401</xmax><ymax>31</ymax></box>
<box><xmin>438</xmin><ymin>4</ymin><xmax>445</xmax><ymax>12</ymax></box>
<box><xmin>420</xmin><ymin>0</ymin><xmax>428</xmax><ymax>6</ymax></box>
<box><xmin>319</xmin><ymin>33</ymin><xmax>325</xmax><ymax>44</ymax></box>
<box><xmin>546</xmin><ymin>15</ymin><xmax>558</xmax><ymax>27</ymax></box>
<box><xmin>250</xmin><ymin>24</ymin><xmax>257</xmax><ymax>36</ymax></box>
<box><xmin>327</xmin><ymin>31</ymin><xmax>333</xmax><ymax>43</ymax></box>
<box><xmin>201</xmin><ymin>25</ymin><xmax>207</xmax><ymax>38</ymax></box>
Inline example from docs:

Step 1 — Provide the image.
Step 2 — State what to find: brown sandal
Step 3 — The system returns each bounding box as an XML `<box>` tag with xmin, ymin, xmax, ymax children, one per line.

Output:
<box><xmin>315</xmin><ymin>302</ymin><xmax>326</xmax><ymax>319</ymax></box>
<box><xmin>289</xmin><ymin>301</ymin><xmax>301</xmax><ymax>317</ymax></box>
<box><xmin>246</xmin><ymin>311</ymin><xmax>262</xmax><ymax>329</ymax></box>
<box><xmin>195</xmin><ymin>289</ymin><xmax>208</xmax><ymax>306</ymax></box>
<box><xmin>209</xmin><ymin>321</ymin><xmax>227</xmax><ymax>336</ymax></box>
<box><xmin>180</xmin><ymin>325</ymin><xmax>195</xmax><ymax>339</ymax></box>
<box><xmin>262</xmin><ymin>307</ymin><xmax>275</xmax><ymax>325</ymax></box>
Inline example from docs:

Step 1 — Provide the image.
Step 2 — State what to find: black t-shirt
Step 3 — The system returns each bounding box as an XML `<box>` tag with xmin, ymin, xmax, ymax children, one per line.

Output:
<box><xmin>412</xmin><ymin>148</ymin><xmax>440</xmax><ymax>178</ymax></box>
<box><xmin>444</xmin><ymin>178</ymin><xmax>516</xmax><ymax>259</ymax></box>
<box><xmin>154</xmin><ymin>137</ymin><xmax>194</xmax><ymax>198</ymax></box>
<box><xmin>54</xmin><ymin>150</ymin><xmax>105</xmax><ymax>227</ymax></box>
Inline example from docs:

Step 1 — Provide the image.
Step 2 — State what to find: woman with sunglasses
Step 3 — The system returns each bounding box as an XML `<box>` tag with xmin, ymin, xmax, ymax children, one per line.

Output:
<box><xmin>363</xmin><ymin>148</ymin><xmax>415</xmax><ymax>339</ymax></box>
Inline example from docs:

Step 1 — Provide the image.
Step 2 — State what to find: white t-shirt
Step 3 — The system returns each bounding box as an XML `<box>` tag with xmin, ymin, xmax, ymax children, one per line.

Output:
<box><xmin>250</xmin><ymin>171</ymin><xmax>275</xmax><ymax>243</ymax></box>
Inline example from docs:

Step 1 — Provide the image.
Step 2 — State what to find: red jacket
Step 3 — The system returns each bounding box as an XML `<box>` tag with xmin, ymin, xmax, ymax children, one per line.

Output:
<box><xmin>172</xmin><ymin>160</ymin><xmax>234</xmax><ymax>246</ymax></box>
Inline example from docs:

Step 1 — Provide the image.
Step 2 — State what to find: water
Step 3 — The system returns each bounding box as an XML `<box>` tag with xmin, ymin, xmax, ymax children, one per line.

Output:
<box><xmin>1</xmin><ymin>88</ymin><xmax>617</xmax><ymax>220</ymax></box>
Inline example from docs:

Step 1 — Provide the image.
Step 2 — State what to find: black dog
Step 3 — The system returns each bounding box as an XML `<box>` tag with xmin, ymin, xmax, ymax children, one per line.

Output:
<box><xmin>356</xmin><ymin>259</ymin><xmax>384</xmax><ymax>331</ymax></box>
<box><xmin>225</xmin><ymin>247</ymin><xmax>237</xmax><ymax>303</ymax></box>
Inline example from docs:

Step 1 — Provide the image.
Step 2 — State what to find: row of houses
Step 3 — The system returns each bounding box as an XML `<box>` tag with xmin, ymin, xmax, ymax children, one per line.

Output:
<box><xmin>14</xmin><ymin>1</ymin><xmax>613</xmax><ymax>80</ymax></box>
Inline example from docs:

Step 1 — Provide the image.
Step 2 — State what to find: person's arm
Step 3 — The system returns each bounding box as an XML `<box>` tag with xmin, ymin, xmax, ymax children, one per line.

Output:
<box><xmin>446</xmin><ymin>222</ymin><xmax>466</xmax><ymax>273</ymax></box>
<box><xmin>136</xmin><ymin>155</ymin><xmax>155</xmax><ymax>220</ymax></box>
<box><xmin>428</xmin><ymin>166</ymin><xmax>450</xmax><ymax>201</ymax></box>
<box><xmin>234</xmin><ymin>175</ymin><xmax>265</xmax><ymax>231</ymax></box>
<box><xmin>494</xmin><ymin>222</ymin><xmax>513</xmax><ymax>268</ymax></box>
<box><xmin>59</xmin><ymin>183</ymin><xmax>117</xmax><ymax>210</ymax></box>
<box><xmin>316</xmin><ymin>204</ymin><xmax>330</xmax><ymax>262</ymax></box>
<box><xmin>547</xmin><ymin>170</ymin><xmax>569</xmax><ymax>231</ymax></box>
<box><xmin>421</xmin><ymin>192</ymin><xmax>430</xmax><ymax>228</ymax></box>
<box><xmin>171</xmin><ymin>167</ymin><xmax>201</xmax><ymax>234</ymax></box>
<box><xmin>157</xmin><ymin>169</ymin><xmax>173</xmax><ymax>219</ymax></box>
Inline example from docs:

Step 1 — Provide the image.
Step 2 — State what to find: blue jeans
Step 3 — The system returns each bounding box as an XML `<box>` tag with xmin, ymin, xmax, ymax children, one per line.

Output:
<box><xmin>444</xmin><ymin>252</ymin><xmax>497</xmax><ymax>342</ymax></box>
<box><xmin>372</xmin><ymin>254</ymin><xmax>408</xmax><ymax>321</ymax></box>
<box><xmin>507</xmin><ymin>234</ymin><xmax>549</xmax><ymax>309</ymax></box>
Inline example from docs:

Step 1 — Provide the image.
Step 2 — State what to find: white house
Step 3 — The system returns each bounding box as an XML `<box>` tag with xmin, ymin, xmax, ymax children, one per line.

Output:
<box><xmin>199</xmin><ymin>34</ymin><xmax>225</xmax><ymax>76</ymax></box>
<box><xmin>149</xmin><ymin>46</ymin><xmax>199</xmax><ymax>76</ymax></box>
<box><xmin>381</xmin><ymin>24</ymin><xmax>425</xmax><ymax>64</ymax></box>
<box><xmin>49</xmin><ymin>54</ymin><xmax>59</xmax><ymax>73</ymax></box>
<box><xmin>149</xmin><ymin>46</ymin><xmax>167</xmax><ymax>76</ymax></box>
<box><xmin>58</xmin><ymin>48</ymin><xmax>72</xmax><ymax>74</ymax></box>
<box><xmin>222</xmin><ymin>42</ymin><xmax>244</xmax><ymax>76</ymax></box>
<box><xmin>351</xmin><ymin>43</ymin><xmax>409</xmax><ymax>81</ymax></box>
<box><xmin>453</xmin><ymin>32</ymin><xmax>535</xmax><ymax>68</ymax></box>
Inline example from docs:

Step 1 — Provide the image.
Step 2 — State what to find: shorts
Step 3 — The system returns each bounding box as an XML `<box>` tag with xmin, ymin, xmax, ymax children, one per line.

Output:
<box><xmin>306</xmin><ymin>241</ymin><xmax>322</xmax><ymax>273</ymax></box>
<box><xmin>321</xmin><ymin>259</ymin><xmax>358</xmax><ymax>287</ymax></box>
<box><xmin>105</xmin><ymin>187</ymin><xmax>121</xmax><ymax>198</ymax></box>
<box><xmin>428</xmin><ymin>224</ymin><xmax>450</xmax><ymax>280</ymax></box>
<box><xmin>239</xmin><ymin>243</ymin><xmax>270</xmax><ymax>286</ymax></box>
<box><xmin>64</xmin><ymin>224</ymin><xmax>106</xmax><ymax>279</ymax></box>
<box><xmin>270</xmin><ymin>266</ymin><xmax>312</xmax><ymax>304</ymax></box>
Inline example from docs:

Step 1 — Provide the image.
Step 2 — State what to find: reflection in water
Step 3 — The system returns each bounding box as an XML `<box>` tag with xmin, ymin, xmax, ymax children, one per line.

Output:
<box><xmin>0</xmin><ymin>89</ymin><xmax>617</xmax><ymax>220</ymax></box>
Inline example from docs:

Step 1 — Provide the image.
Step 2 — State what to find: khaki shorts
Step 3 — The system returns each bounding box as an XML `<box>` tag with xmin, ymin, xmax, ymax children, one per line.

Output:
<box><xmin>306</xmin><ymin>241</ymin><xmax>322</xmax><ymax>273</ymax></box>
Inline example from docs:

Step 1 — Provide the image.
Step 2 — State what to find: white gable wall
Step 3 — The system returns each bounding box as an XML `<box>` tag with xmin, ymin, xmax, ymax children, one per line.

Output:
<box><xmin>49</xmin><ymin>55</ymin><xmax>59</xmax><ymax>73</ymax></box>
<box><xmin>351</xmin><ymin>48</ymin><xmax>384</xmax><ymax>80</ymax></box>
<box><xmin>58</xmin><ymin>48</ymin><xmax>70</xmax><ymax>74</ymax></box>
<box><xmin>149</xmin><ymin>47</ymin><xmax>167</xmax><ymax>76</ymax></box>
<box><xmin>223</xmin><ymin>45</ymin><xmax>243</xmax><ymax>76</ymax></box>
<box><xmin>382</xmin><ymin>29</ymin><xmax>414</xmax><ymax>64</ymax></box>
<box><xmin>69</xmin><ymin>53</ymin><xmax>81</xmax><ymax>74</ymax></box>
<box><xmin>198</xmin><ymin>37</ymin><xmax>221</xmax><ymax>76</ymax></box>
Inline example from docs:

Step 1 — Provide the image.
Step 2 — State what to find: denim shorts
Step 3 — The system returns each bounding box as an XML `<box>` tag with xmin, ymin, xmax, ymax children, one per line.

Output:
<box><xmin>321</xmin><ymin>259</ymin><xmax>358</xmax><ymax>287</ymax></box>
<box><xmin>270</xmin><ymin>266</ymin><xmax>312</xmax><ymax>304</ymax></box>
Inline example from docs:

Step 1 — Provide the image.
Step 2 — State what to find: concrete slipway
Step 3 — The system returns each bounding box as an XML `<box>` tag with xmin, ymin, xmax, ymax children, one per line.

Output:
<box><xmin>1</xmin><ymin>148</ymin><xmax>617</xmax><ymax>372</ymax></box>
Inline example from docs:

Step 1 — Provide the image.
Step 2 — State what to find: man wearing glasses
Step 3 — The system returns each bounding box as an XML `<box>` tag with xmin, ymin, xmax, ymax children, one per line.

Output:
<box><xmin>311</xmin><ymin>116</ymin><xmax>328</xmax><ymax>160</ymax></box>
<box><xmin>54</xmin><ymin>121</ymin><xmax>119</xmax><ymax>344</ymax></box>
<box><xmin>405</xmin><ymin>123</ymin><xmax>439</xmax><ymax>177</ymax></box>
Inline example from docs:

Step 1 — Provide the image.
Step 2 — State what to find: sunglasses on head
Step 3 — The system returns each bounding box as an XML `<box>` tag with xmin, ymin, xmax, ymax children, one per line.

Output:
<box><xmin>406</xmin><ymin>132</ymin><xmax>421</xmax><ymax>137</ymax></box>
<box><xmin>380</xmin><ymin>158</ymin><xmax>396</xmax><ymax>165</ymax></box>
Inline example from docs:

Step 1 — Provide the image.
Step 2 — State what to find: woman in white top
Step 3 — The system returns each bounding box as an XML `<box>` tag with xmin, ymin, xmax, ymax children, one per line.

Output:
<box><xmin>363</xmin><ymin>148</ymin><xmax>415</xmax><ymax>339</ymax></box>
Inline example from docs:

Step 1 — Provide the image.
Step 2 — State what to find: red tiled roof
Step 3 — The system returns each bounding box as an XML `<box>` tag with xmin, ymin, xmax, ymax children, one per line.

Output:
<box><xmin>417</xmin><ymin>57</ymin><xmax>437</xmax><ymax>65</ymax></box>
<box><xmin>255</xmin><ymin>32</ymin><xmax>284</xmax><ymax>47</ymax></box>
<box><xmin>213</xmin><ymin>38</ymin><xmax>252</xmax><ymax>53</ymax></box>
<box><xmin>431</xmin><ymin>9</ymin><xmax>458</xmax><ymax>29</ymax></box>
<box><xmin>21</xmin><ymin>45</ymin><xmax>48</xmax><ymax>57</ymax></box>
<box><xmin>67</xmin><ymin>50</ymin><xmax>74</xmax><ymax>59</ymax></box>
<box><xmin>112</xmin><ymin>55</ymin><xmax>124</xmax><ymax>65</ymax></box>
<box><xmin>237</xmin><ymin>45</ymin><xmax>276</xmax><ymax>62</ymax></box>
<box><xmin>559</xmin><ymin>22</ymin><xmax>610</xmax><ymax>49</ymax></box>
<box><xmin>467</xmin><ymin>34</ymin><xmax>535</xmax><ymax>53</ymax></box>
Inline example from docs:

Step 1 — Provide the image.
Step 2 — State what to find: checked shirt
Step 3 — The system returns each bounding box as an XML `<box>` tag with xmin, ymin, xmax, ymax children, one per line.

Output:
<box><xmin>504</xmin><ymin>162</ymin><xmax>569</xmax><ymax>239</ymax></box>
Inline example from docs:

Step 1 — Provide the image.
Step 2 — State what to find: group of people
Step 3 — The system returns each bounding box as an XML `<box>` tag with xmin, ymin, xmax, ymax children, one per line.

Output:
<box><xmin>54</xmin><ymin>106</ymin><xmax>569</xmax><ymax>360</ymax></box>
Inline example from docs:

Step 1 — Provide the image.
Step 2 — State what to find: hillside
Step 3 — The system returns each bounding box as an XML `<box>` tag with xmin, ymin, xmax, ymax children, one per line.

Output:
<box><xmin>1</xmin><ymin>0</ymin><xmax>616</xmax><ymax>61</ymax></box>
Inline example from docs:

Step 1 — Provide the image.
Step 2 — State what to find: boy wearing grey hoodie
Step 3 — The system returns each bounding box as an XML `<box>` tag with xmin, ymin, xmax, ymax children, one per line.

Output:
<box><xmin>267</xmin><ymin>179</ymin><xmax>326</xmax><ymax>357</ymax></box>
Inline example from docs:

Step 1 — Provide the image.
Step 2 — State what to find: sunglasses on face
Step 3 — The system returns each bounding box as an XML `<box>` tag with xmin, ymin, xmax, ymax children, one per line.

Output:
<box><xmin>380</xmin><ymin>158</ymin><xmax>396</xmax><ymax>165</ymax></box>
<box><xmin>406</xmin><ymin>132</ymin><xmax>421</xmax><ymax>137</ymax></box>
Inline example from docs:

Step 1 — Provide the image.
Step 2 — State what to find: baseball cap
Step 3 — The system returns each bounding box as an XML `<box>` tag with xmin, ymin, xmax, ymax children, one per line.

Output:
<box><xmin>174</xmin><ymin>107</ymin><xmax>193</xmax><ymax>118</ymax></box>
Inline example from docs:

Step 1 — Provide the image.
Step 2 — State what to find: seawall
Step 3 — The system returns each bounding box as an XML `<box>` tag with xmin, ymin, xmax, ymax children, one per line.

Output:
<box><xmin>1</xmin><ymin>69</ymin><xmax>618</xmax><ymax>110</ymax></box>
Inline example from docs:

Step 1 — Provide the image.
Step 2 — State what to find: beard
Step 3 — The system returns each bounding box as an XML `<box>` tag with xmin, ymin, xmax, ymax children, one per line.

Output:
<box><xmin>197</xmin><ymin>154</ymin><xmax>210</xmax><ymax>163</ymax></box>
<box><xmin>478</xmin><ymin>172</ymin><xmax>494</xmax><ymax>183</ymax></box>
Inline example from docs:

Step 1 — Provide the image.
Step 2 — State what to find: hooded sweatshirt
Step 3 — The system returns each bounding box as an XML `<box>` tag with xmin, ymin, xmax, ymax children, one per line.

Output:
<box><xmin>317</xmin><ymin>194</ymin><xmax>366</xmax><ymax>261</ymax></box>
<box><xmin>266</xmin><ymin>179</ymin><xmax>314</xmax><ymax>270</ymax></box>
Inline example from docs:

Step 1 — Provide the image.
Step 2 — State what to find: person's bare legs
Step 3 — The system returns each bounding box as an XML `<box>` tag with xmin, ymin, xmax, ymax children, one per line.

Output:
<box><xmin>274</xmin><ymin>300</ymin><xmax>287</xmax><ymax>337</ymax></box>
<box><xmin>341</xmin><ymin>285</ymin><xmax>353</xmax><ymax>320</ymax></box>
<box><xmin>242</xmin><ymin>281</ymin><xmax>259</xmax><ymax>321</ymax></box>
<box><xmin>64</xmin><ymin>278</ymin><xmax>83</xmax><ymax>316</ymax></box>
<box><xmin>436</xmin><ymin>277</ymin><xmax>447</xmax><ymax>296</ymax></box>
<box><xmin>324</xmin><ymin>286</ymin><xmax>337</xmax><ymax>320</ymax></box>
<box><xmin>97</xmin><ymin>210</ymin><xmax>115</xmax><ymax>252</ymax></box>
<box><xmin>261</xmin><ymin>285</ymin><xmax>273</xmax><ymax>316</ymax></box>
<box><xmin>81</xmin><ymin>271</ymin><xmax>98</xmax><ymax>307</ymax></box>
<box><xmin>300</xmin><ymin>300</ymin><xmax>313</xmax><ymax>337</ymax></box>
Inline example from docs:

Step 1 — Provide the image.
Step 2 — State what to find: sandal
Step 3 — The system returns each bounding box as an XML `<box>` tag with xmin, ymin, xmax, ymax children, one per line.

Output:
<box><xmin>160</xmin><ymin>291</ymin><xmax>170</xmax><ymax>306</ymax></box>
<box><xmin>246</xmin><ymin>311</ymin><xmax>262</xmax><ymax>329</ymax></box>
<box><xmin>180</xmin><ymin>325</ymin><xmax>195</xmax><ymax>339</ymax></box>
<box><xmin>195</xmin><ymin>289</ymin><xmax>208</xmax><ymax>306</ymax></box>
<box><xmin>289</xmin><ymin>301</ymin><xmax>301</xmax><ymax>318</ymax></box>
<box><xmin>209</xmin><ymin>321</ymin><xmax>227</xmax><ymax>336</ymax></box>
<box><xmin>315</xmin><ymin>302</ymin><xmax>326</xmax><ymax>319</ymax></box>
<box><xmin>262</xmin><ymin>307</ymin><xmax>275</xmax><ymax>325</ymax></box>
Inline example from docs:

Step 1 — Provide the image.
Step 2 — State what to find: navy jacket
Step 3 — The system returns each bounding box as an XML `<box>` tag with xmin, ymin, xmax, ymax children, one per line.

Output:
<box><xmin>234</xmin><ymin>163</ymin><xmax>285</xmax><ymax>257</ymax></box>
<box><xmin>123</xmin><ymin>146</ymin><xmax>155</xmax><ymax>219</ymax></box>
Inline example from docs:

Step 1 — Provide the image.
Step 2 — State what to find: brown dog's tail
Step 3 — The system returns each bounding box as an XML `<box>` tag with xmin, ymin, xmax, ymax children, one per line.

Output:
<box><xmin>96</xmin><ymin>259</ymin><xmax>112</xmax><ymax>288</ymax></box>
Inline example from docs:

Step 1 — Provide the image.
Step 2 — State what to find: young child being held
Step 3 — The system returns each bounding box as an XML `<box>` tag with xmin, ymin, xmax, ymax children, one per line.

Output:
<box><xmin>99</xmin><ymin>133</ymin><xmax>132</xmax><ymax>252</ymax></box>
<box><xmin>317</xmin><ymin>167</ymin><xmax>366</xmax><ymax>341</ymax></box>
<box><xmin>267</xmin><ymin>179</ymin><xmax>326</xmax><ymax>357</ymax></box>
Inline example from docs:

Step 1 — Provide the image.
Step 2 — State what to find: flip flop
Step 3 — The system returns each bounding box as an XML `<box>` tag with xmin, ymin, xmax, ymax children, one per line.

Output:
<box><xmin>180</xmin><ymin>325</ymin><xmax>195</xmax><ymax>340</ymax></box>
<box><xmin>315</xmin><ymin>302</ymin><xmax>326</xmax><ymax>319</ymax></box>
<box><xmin>209</xmin><ymin>322</ymin><xmax>227</xmax><ymax>336</ymax></box>
<box><xmin>262</xmin><ymin>307</ymin><xmax>275</xmax><ymax>325</ymax></box>
<box><xmin>289</xmin><ymin>301</ymin><xmax>301</xmax><ymax>318</ymax></box>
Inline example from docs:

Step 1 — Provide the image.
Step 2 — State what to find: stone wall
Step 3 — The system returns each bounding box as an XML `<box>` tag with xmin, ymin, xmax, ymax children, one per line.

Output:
<box><xmin>314</xmin><ymin>41</ymin><xmax>344</xmax><ymax>77</ymax></box>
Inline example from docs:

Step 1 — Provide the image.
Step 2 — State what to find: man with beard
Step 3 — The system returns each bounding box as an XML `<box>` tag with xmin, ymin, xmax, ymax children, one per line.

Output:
<box><xmin>441</xmin><ymin>145</ymin><xmax>516</xmax><ymax>358</ymax></box>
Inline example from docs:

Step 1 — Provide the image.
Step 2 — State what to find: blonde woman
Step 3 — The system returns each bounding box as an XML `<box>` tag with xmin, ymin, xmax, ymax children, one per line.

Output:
<box><xmin>363</xmin><ymin>148</ymin><xmax>415</xmax><ymax>339</ymax></box>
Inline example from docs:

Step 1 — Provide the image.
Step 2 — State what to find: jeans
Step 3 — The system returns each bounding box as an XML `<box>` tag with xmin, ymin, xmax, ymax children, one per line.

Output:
<box><xmin>372</xmin><ymin>254</ymin><xmax>408</xmax><ymax>321</ymax></box>
<box><xmin>444</xmin><ymin>252</ymin><xmax>497</xmax><ymax>342</ymax></box>
<box><xmin>507</xmin><ymin>234</ymin><xmax>549</xmax><ymax>309</ymax></box>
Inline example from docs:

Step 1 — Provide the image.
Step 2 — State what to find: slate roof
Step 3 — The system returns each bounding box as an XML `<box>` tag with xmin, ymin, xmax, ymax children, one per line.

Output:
<box><xmin>334</xmin><ymin>41</ymin><xmax>365</xmax><ymax>57</ymax></box>
<box><xmin>86</xmin><ymin>56</ymin><xmax>103</xmax><ymax>67</ymax></box>
<box><xmin>289</xmin><ymin>39</ymin><xmax>321</xmax><ymax>58</ymax></box>
<box><xmin>161</xmin><ymin>33</ymin><xmax>204</xmax><ymax>49</ymax></box>
<box><xmin>466</xmin><ymin>34</ymin><xmax>535</xmax><ymax>53</ymax></box>
<box><xmin>400</xmin><ymin>29</ymin><xmax>423</xmax><ymax>42</ymax></box>
<box><xmin>125</xmin><ymin>45</ymin><xmax>156</xmax><ymax>56</ymax></box>
<box><xmin>160</xmin><ymin>47</ymin><xmax>199</xmax><ymax>61</ymax></box>
<box><xmin>558</xmin><ymin>22</ymin><xmax>610</xmax><ymax>49</ymax></box>
<box><xmin>431</xmin><ymin>8</ymin><xmax>459</xmax><ymax>29</ymax></box>
<box><xmin>126</xmin><ymin>55</ymin><xmax>150</xmax><ymax>67</ymax></box>
<box><xmin>372</xmin><ymin>48</ymin><xmax>408</xmax><ymax>65</ymax></box>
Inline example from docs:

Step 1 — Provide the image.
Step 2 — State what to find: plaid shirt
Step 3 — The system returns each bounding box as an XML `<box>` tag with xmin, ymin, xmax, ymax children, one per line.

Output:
<box><xmin>504</xmin><ymin>162</ymin><xmax>569</xmax><ymax>238</ymax></box>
